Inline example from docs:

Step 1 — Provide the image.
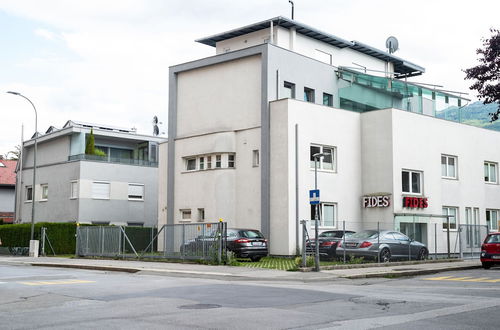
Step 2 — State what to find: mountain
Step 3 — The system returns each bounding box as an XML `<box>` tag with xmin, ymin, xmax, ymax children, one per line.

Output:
<box><xmin>436</xmin><ymin>101</ymin><xmax>500</xmax><ymax>131</ymax></box>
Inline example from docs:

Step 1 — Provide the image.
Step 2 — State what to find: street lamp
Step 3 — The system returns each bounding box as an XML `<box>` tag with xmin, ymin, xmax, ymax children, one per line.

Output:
<box><xmin>312</xmin><ymin>152</ymin><xmax>329</xmax><ymax>272</ymax></box>
<box><xmin>7</xmin><ymin>91</ymin><xmax>38</xmax><ymax>241</ymax></box>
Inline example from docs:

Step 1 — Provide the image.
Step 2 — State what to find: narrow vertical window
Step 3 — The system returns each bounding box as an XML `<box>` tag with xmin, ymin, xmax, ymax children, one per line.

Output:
<box><xmin>199</xmin><ymin>157</ymin><xmax>205</xmax><ymax>170</ymax></box>
<box><xmin>207</xmin><ymin>156</ymin><xmax>212</xmax><ymax>169</ymax></box>
<box><xmin>441</xmin><ymin>155</ymin><xmax>457</xmax><ymax>179</ymax></box>
<box><xmin>198</xmin><ymin>208</ymin><xmax>205</xmax><ymax>222</ymax></box>
<box><xmin>484</xmin><ymin>161</ymin><xmax>497</xmax><ymax>183</ymax></box>
<box><xmin>323</xmin><ymin>93</ymin><xmax>333</xmax><ymax>107</ymax></box>
<box><xmin>252</xmin><ymin>150</ymin><xmax>260</xmax><ymax>167</ymax></box>
<box><xmin>283</xmin><ymin>81</ymin><xmax>295</xmax><ymax>99</ymax></box>
<box><xmin>41</xmin><ymin>184</ymin><xmax>48</xmax><ymax>200</ymax></box>
<box><xmin>26</xmin><ymin>186</ymin><xmax>33</xmax><ymax>202</ymax></box>
<box><xmin>216</xmin><ymin>155</ymin><xmax>222</xmax><ymax>168</ymax></box>
<box><xmin>70</xmin><ymin>181</ymin><xmax>78</xmax><ymax>199</ymax></box>
<box><xmin>228</xmin><ymin>154</ymin><xmax>235</xmax><ymax>168</ymax></box>
<box><xmin>304</xmin><ymin>87</ymin><xmax>315</xmax><ymax>103</ymax></box>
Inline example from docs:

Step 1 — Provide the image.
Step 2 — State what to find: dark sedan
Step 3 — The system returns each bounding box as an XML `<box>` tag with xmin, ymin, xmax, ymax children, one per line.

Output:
<box><xmin>306</xmin><ymin>230</ymin><xmax>355</xmax><ymax>260</ymax></box>
<box><xmin>226</xmin><ymin>228</ymin><xmax>268</xmax><ymax>262</ymax></box>
<box><xmin>336</xmin><ymin>230</ymin><xmax>428</xmax><ymax>262</ymax></box>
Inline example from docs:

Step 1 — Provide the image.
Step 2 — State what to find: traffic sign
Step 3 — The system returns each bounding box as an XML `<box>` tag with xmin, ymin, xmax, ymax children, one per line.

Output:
<box><xmin>309</xmin><ymin>189</ymin><xmax>320</xmax><ymax>205</ymax></box>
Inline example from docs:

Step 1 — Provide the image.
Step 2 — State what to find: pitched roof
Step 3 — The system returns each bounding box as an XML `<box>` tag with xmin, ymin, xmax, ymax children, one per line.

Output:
<box><xmin>0</xmin><ymin>160</ymin><xmax>17</xmax><ymax>186</ymax></box>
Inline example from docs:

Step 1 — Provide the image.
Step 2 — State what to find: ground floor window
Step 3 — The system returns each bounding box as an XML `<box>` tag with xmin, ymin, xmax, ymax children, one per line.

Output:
<box><xmin>180</xmin><ymin>209</ymin><xmax>191</xmax><ymax>222</ymax></box>
<box><xmin>442</xmin><ymin>206</ymin><xmax>458</xmax><ymax>230</ymax></box>
<box><xmin>486</xmin><ymin>209</ymin><xmax>499</xmax><ymax>231</ymax></box>
<box><xmin>310</xmin><ymin>202</ymin><xmax>336</xmax><ymax>227</ymax></box>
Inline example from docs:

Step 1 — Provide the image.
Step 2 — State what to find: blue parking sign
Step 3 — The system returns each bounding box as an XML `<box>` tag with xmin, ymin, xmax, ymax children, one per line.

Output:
<box><xmin>309</xmin><ymin>189</ymin><xmax>320</xmax><ymax>205</ymax></box>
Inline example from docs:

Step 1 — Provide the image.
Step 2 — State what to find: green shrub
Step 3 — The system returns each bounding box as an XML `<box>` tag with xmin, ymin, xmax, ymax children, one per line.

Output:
<box><xmin>94</xmin><ymin>148</ymin><xmax>107</xmax><ymax>157</ymax></box>
<box><xmin>0</xmin><ymin>222</ymin><xmax>77</xmax><ymax>254</ymax></box>
<box><xmin>295</xmin><ymin>255</ymin><xmax>315</xmax><ymax>268</ymax></box>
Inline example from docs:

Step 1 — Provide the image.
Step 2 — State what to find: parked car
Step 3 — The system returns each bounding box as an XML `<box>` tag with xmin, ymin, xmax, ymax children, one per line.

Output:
<box><xmin>306</xmin><ymin>230</ymin><xmax>355</xmax><ymax>260</ymax></box>
<box><xmin>226</xmin><ymin>228</ymin><xmax>268</xmax><ymax>262</ymax></box>
<box><xmin>336</xmin><ymin>230</ymin><xmax>428</xmax><ymax>262</ymax></box>
<box><xmin>180</xmin><ymin>228</ymin><xmax>268</xmax><ymax>262</ymax></box>
<box><xmin>480</xmin><ymin>232</ymin><xmax>500</xmax><ymax>269</ymax></box>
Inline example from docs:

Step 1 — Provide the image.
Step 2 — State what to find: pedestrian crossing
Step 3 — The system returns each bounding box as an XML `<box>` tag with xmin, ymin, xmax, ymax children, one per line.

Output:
<box><xmin>423</xmin><ymin>276</ymin><xmax>500</xmax><ymax>283</ymax></box>
<box><xmin>18</xmin><ymin>279</ymin><xmax>95</xmax><ymax>286</ymax></box>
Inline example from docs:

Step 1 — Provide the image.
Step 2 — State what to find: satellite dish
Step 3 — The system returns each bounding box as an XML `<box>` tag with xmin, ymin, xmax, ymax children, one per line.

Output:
<box><xmin>386</xmin><ymin>36</ymin><xmax>399</xmax><ymax>54</ymax></box>
<box><xmin>153</xmin><ymin>125</ymin><xmax>159</xmax><ymax>136</ymax></box>
<box><xmin>153</xmin><ymin>116</ymin><xmax>158</xmax><ymax>124</ymax></box>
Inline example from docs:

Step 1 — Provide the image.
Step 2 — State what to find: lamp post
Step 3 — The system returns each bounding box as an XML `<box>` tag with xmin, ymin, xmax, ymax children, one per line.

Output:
<box><xmin>7</xmin><ymin>91</ymin><xmax>38</xmax><ymax>241</ymax></box>
<box><xmin>313</xmin><ymin>152</ymin><xmax>329</xmax><ymax>272</ymax></box>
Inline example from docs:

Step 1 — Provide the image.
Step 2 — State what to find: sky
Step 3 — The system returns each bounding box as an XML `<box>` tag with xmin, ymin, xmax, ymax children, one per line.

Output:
<box><xmin>0</xmin><ymin>0</ymin><xmax>499</xmax><ymax>156</ymax></box>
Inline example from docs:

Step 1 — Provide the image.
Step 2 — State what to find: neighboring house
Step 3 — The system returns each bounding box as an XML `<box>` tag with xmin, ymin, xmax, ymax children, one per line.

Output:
<box><xmin>164</xmin><ymin>16</ymin><xmax>500</xmax><ymax>256</ymax></box>
<box><xmin>0</xmin><ymin>159</ymin><xmax>16</xmax><ymax>223</ymax></box>
<box><xmin>16</xmin><ymin>120</ymin><xmax>166</xmax><ymax>226</ymax></box>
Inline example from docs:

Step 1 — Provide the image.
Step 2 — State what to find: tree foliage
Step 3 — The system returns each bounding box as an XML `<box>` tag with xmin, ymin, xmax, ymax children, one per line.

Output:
<box><xmin>85</xmin><ymin>128</ymin><xmax>95</xmax><ymax>155</ymax></box>
<box><xmin>2</xmin><ymin>145</ymin><xmax>21</xmax><ymax>160</ymax></box>
<box><xmin>464</xmin><ymin>28</ymin><xmax>500</xmax><ymax>121</ymax></box>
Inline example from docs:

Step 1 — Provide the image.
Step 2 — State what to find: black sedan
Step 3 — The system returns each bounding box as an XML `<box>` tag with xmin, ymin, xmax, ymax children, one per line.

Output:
<box><xmin>306</xmin><ymin>230</ymin><xmax>355</xmax><ymax>260</ymax></box>
<box><xmin>226</xmin><ymin>228</ymin><xmax>268</xmax><ymax>262</ymax></box>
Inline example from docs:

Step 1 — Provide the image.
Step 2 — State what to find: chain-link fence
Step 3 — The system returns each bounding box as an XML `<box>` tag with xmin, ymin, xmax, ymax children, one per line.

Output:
<box><xmin>76</xmin><ymin>222</ymin><xmax>227</xmax><ymax>262</ymax></box>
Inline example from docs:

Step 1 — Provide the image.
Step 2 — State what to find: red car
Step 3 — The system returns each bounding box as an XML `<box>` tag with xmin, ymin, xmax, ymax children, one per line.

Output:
<box><xmin>480</xmin><ymin>232</ymin><xmax>500</xmax><ymax>269</ymax></box>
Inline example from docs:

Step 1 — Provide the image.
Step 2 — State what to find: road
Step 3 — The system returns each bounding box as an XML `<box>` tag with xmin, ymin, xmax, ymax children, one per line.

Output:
<box><xmin>1</xmin><ymin>264</ymin><xmax>499</xmax><ymax>329</ymax></box>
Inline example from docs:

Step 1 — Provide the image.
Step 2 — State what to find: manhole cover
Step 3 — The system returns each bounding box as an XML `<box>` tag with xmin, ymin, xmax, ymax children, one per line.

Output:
<box><xmin>178</xmin><ymin>304</ymin><xmax>221</xmax><ymax>310</ymax></box>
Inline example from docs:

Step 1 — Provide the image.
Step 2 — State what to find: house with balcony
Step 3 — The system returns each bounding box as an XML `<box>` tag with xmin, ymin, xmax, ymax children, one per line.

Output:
<box><xmin>15</xmin><ymin>120</ymin><xmax>166</xmax><ymax>226</ymax></box>
<box><xmin>162</xmin><ymin>16</ymin><xmax>500</xmax><ymax>257</ymax></box>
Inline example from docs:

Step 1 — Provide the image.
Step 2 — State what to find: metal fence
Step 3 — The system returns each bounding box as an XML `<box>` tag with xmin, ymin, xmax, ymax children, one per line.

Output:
<box><xmin>76</xmin><ymin>222</ymin><xmax>227</xmax><ymax>262</ymax></box>
<box><xmin>301</xmin><ymin>220</ymin><xmax>490</xmax><ymax>265</ymax></box>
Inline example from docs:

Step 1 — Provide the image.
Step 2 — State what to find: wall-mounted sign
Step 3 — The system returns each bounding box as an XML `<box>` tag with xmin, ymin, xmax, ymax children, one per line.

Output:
<box><xmin>363</xmin><ymin>195</ymin><xmax>391</xmax><ymax>208</ymax></box>
<box><xmin>403</xmin><ymin>196</ymin><xmax>428</xmax><ymax>209</ymax></box>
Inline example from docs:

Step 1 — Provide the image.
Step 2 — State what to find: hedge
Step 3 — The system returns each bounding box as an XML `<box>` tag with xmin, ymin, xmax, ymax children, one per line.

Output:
<box><xmin>0</xmin><ymin>222</ymin><xmax>77</xmax><ymax>254</ymax></box>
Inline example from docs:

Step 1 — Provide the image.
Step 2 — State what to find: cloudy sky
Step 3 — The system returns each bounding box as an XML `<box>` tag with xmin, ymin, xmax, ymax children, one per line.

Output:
<box><xmin>0</xmin><ymin>0</ymin><xmax>498</xmax><ymax>156</ymax></box>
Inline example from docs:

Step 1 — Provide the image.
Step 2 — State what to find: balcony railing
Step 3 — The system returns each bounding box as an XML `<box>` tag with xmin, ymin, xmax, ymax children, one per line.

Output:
<box><xmin>69</xmin><ymin>153</ymin><xmax>158</xmax><ymax>167</ymax></box>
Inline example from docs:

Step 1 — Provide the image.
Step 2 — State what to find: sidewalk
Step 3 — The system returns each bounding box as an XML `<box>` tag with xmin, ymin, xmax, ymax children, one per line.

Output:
<box><xmin>0</xmin><ymin>256</ymin><xmax>481</xmax><ymax>282</ymax></box>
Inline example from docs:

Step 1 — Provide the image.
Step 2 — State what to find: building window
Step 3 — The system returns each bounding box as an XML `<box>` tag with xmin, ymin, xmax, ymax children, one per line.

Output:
<box><xmin>207</xmin><ymin>156</ymin><xmax>212</xmax><ymax>169</ymax></box>
<box><xmin>310</xmin><ymin>145</ymin><xmax>335</xmax><ymax>171</ymax></box>
<box><xmin>484</xmin><ymin>161</ymin><xmax>497</xmax><ymax>183</ymax></box>
<box><xmin>323</xmin><ymin>93</ymin><xmax>333</xmax><ymax>107</ymax></box>
<box><xmin>253</xmin><ymin>150</ymin><xmax>260</xmax><ymax>167</ymax></box>
<box><xmin>70</xmin><ymin>181</ymin><xmax>78</xmax><ymax>199</ymax></box>
<box><xmin>198</xmin><ymin>208</ymin><xmax>205</xmax><ymax>222</ymax></box>
<box><xmin>199</xmin><ymin>157</ymin><xmax>205</xmax><ymax>170</ymax></box>
<box><xmin>180</xmin><ymin>209</ymin><xmax>191</xmax><ymax>222</ymax></box>
<box><xmin>486</xmin><ymin>209</ymin><xmax>499</xmax><ymax>231</ymax></box>
<box><xmin>441</xmin><ymin>155</ymin><xmax>457</xmax><ymax>179</ymax></box>
<box><xmin>41</xmin><ymin>184</ymin><xmax>48</xmax><ymax>201</ymax></box>
<box><xmin>186</xmin><ymin>158</ymin><xmax>196</xmax><ymax>171</ymax></box>
<box><xmin>215</xmin><ymin>155</ymin><xmax>222</xmax><ymax>168</ymax></box>
<box><xmin>402</xmin><ymin>170</ymin><xmax>422</xmax><ymax>194</ymax></box>
<box><xmin>92</xmin><ymin>182</ymin><xmax>110</xmax><ymax>199</ymax></box>
<box><xmin>304</xmin><ymin>87</ymin><xmax>315</xmax><ymax>103</ymax></box>
<box><xmin>442</xmin><ymin>207</ymin><xmax>458</xmax><ymax>230</ymax></box>
<box><xmin>26</xmin><ymin>186</ymin><xmax>33</xmax><ymax>202</ymax></box>
<box><xmin>310</xmin><ymin>203</ymin><xmax>336</xmax><ymax>227</ymax></box>
<box><xmin>128</xmin><ymin>184</ymin><xmax>144</xmax><ymax>200</ymax></box>
<box><xmin>283</xmin><ymin>81</ymin><xmax>295</xmax><ymax>99</ymax></box>
<box><xmin>228</xmin><ymin>154</ymin><xmax>235</xmax><ymax>168</ymax></box>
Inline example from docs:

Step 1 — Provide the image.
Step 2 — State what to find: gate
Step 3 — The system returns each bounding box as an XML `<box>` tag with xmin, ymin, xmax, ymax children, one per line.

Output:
<box><xmin>459</xmin><ymin>224</ymin><xmax>488</xmax><ymax>259</ymax></box>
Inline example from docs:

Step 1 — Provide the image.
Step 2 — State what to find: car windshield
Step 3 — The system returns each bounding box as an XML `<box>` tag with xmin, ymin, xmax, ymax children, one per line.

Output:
<box><xmin>349</xmin><ymin>230</ymin><xmax>379</xmax><ymax>239</ymax></box>
<box><xmin>239</xmin><ymin>230</ymin><xmax>264</xmax><ymax>238</ymax></box>
<box><xmin>486</xmin><ymin>234</ymin><xmax>500</xmax><ymax>243</ymax></box>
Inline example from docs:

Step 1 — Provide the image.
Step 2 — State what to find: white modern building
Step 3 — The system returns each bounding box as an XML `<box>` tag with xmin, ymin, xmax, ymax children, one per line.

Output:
<box><xmin>164</xmin><ymin>16</ymin><xmax>500</xmax><ymax>256</ymax></box>
<box><xmin>16</xmin><ymin>120</ymin><xmax>166</xmax><ymax>226</ymax></box>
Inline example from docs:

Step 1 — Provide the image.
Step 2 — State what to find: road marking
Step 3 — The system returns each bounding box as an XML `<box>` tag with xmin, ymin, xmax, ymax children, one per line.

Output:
<box><xmin>423</xmin><ymin>276</ymin><xmax>500</xmax><ymax>283</ymax></box>
<box><xmin>18</xmin><ymin>279</ymin><xmax>95</xmax><ymax>286</ymax></box>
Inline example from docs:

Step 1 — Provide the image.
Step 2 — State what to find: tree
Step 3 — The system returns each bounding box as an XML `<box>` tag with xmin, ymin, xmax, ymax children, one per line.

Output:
<box><xmin>3</xmin><ymin>145</ymin><xmax>21</xmax><ymax>160</ymax></box>
<box><xmin>464</xmin><ymin>28</ymin><xmax>500</xmax><ymax>122</ymax></box>
<box><xmin>85</xmin><ymin>128</ymin><xmax>96</xmax><ymax>155</ymax></box>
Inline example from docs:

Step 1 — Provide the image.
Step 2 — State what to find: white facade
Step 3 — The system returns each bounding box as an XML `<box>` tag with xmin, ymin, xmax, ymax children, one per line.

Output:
<box><xmin>165</xmin><ymin>16</ymin><xmax>498</xmax><ymax>256</ymax></box>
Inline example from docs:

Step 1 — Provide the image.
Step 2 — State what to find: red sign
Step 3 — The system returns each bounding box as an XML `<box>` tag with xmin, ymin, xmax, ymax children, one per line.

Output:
<box><xmin>403</xmin><ymin>196</ymin><xmax>428</xmax><ymax>209</ymax></box>
<box><xmin>363</xmin><ymin>195</ymin><xmax>390</xmax><ymax>208</ymax></box>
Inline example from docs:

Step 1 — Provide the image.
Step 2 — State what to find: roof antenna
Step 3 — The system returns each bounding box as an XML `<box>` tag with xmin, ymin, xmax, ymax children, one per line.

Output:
<box><xmin>288</xmin><ymin>0</ymin><xmax>294</xmax><ymax>19</ymax></box>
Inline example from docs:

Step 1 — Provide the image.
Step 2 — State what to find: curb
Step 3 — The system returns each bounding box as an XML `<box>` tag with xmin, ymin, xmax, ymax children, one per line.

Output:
<box><xmin>341</xmin><ymin>264</ymin><xmax>482</xmax><ymax>279</ymax></box>
<box><xmin>31</xmin><ymin>263</ymin><xmax>140</xmax><ymax>273</ymax></box>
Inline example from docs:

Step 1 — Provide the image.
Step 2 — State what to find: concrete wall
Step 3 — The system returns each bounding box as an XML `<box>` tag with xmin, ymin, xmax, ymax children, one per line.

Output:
<box><xmin>23</xmin><ymin>135</ymin><xmax>71</xmax><ymax>168</ymax></box>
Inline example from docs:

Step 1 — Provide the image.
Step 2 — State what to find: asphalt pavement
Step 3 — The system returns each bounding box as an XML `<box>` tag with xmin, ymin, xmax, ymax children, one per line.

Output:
<box><xmin>0</xmin><ymin>256</ymin><xmax>481</xmax><ymax>281</ymax></box>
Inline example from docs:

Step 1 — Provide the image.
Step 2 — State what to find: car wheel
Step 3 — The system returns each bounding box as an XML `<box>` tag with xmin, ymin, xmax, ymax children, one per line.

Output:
<box><xmin>482</xmin><ymin>262</ymin><xmax>492</xmax><ymax>269</ymax></box>
<box><xmin>417</xmin><ymin>248</ymin><xmax>428</xmax><ymax>260</ymax></box>
<box><xmin>379</xmin><ymin>248</ymin><xmax>391</xmax><ymax>263</ymax></box>
<box><xmin>250</xmin><ymin>256</ymin><xmax>262</xmax><ymax>262</ymax></box>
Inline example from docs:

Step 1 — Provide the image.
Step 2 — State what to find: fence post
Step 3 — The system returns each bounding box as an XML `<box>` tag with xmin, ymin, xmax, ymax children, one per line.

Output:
<box><xmin>182</xmin><ymin>223</ymin><xmax>186</xmax><ymax>259</ymax></box>
<box><xmin>377</xmin><ymin>222</ymin><xmax>380</xmax><ymax>263</ymax></box>
<box><xmin>85</xmin><ymin>226</ymin><xmax>89</xmax><ymax>255</ymax></box>
<box><xmin>100</xmin><ymin>226</ymin><xmax>105</xmax><ymax>257</ymax></box>
<box><xmin>301</xmin><ymin>220</ymin><xmax>306</xmax><ymax>268</ymax></box>
<box><xmin>118</xmin><ymin>227</ymin><xmax>122</xmax><ymax>257</ymax></box>
<box><xmin>41</xmin><ymin>227</ymin><xmax>46</xmax><ymax>257</ymax></box>
<box><xmin>434</xmin><ymin>223</ymin><xmax>437</xmax><ymax>260</ymax></box>
<box><xmin>342</xmin><ymin>221</ymin><xmax>346</xmax><ymax>264</ymax></box>
<box><xmin>217</xmin><ymin>221</ymin><xmax>222</xmax><ymax>265</ymax></box>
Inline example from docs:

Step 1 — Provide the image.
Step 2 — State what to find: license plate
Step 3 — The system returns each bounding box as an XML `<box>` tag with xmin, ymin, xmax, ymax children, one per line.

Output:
<box><xmin>252</xmin><ymin>242</ymin><xmax>263</xmax><ymax>246</ymax></box>
<box><xmin>492</xmin><ymin>255</ymin><xmax>500</xmax><ymax>259</ymax></box>
<box><xmin>345</xmin><ymin>243</ymin><xmax>357</xmax><ymax>248</ymax></box>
